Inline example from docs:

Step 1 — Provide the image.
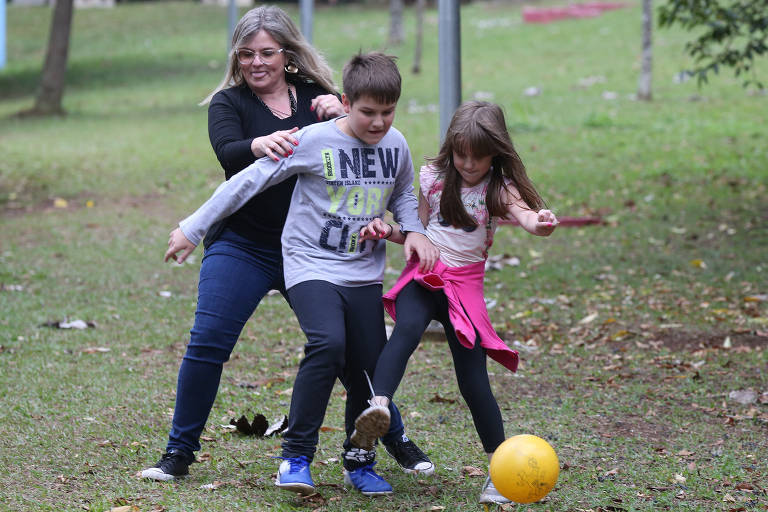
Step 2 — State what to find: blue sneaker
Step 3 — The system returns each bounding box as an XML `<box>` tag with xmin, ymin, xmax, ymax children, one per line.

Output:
<box><xmin>343</xmin><ymin>462</ymin><xmax>393</xmax><ymax>496</ymax></box>
<box><xmin>275</xmin><ymin>456</ymin><xmax>315</xmax><ymax>495</ymax></box>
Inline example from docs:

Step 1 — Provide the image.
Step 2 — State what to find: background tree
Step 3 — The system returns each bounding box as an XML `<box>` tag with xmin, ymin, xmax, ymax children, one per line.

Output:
<box><xmin>638</xmin><ymin>0</ymin><xmax>653</xmax><ymax>100</ymax></box>
<box><xmin>412</xmin><ymin>0</ymin><xmax>425</xmax><ymax>73</ymax></box>
<box><xmin>658</xmin><ymin>0</ymin><xmax>767</xmax><ymax>88</ymax></box>
<box><xmin>388</xmin><ymin>0</ymin><xmax>404</xmax><ymax>46</ymax></box>
<box><xmin>20</xmin><ymin>0</ymin><xmax>74</xmax><ymax>116</ymax></box>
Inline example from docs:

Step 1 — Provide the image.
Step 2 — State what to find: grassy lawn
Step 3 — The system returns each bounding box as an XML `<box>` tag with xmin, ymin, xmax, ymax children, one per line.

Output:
<box><xmin>1</xmin><ymin>1</ymin><xmax>766</xmax><ymax>511</ymax></box>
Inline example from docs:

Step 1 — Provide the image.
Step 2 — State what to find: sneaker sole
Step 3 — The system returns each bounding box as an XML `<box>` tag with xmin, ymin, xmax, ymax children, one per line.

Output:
<box><xmin>350</xmin><ymin>407</ymin><xmax>390</xmax><ymax>450</ymax></box>
<box><xmin>275</xmin><ymin>480</ymin><xmax>315</xmax><ymax>496</ymax></box>
<box><xmin>384</xmin><ymin>448</ymin><xmax>436</xmax><ymax>476</ymax></box>
<box><xmin>141</xmin><ymin>468</ymin><xmax>186</xmax><ymax>481</ymax></box>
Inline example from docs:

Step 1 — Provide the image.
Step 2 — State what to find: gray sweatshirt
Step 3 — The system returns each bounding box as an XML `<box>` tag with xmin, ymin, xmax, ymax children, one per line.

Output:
<box><xmin>179</xmin><ymin>117</ymin><xmax>424</xmax><ymax>289</ymax></box>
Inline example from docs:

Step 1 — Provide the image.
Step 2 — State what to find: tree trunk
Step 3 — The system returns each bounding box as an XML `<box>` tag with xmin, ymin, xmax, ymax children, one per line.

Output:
<box><xmin>29</xmin><ymin>0</ymin><xmax>74</xmax><ymax>116</ymax></box>
<box><xmin>388</xmin><ymin>0</ymin><xmax>404</xmax><ymax>47</ymax></box>
<box><xmin>412</xmin><ymin>0</ymin><xmax>425</xmax><ymax>73</ymax></box>
<box><xmin>637</xmin><ymin>0</ymin><xmax>653</xmax><ymax>101</ymax></box>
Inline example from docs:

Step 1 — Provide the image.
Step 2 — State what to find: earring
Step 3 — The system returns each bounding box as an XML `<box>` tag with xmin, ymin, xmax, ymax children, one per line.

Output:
<box><xmin>285</xmin><ymin>62</ymin><xmax>299</xmax><ymax>74</ymax></box>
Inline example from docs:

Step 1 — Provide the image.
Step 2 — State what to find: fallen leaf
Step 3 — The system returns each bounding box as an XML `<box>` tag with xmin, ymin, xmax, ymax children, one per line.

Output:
<box><xmin>689</xmin><ymin>259</ymin><xmax>707</xmax><ymax>269</ymax></box>
<box><xmin>579</xmin><ymin>313</ymin><xmax>598</xmax><ymax>324</ymax></box>
<box><xmin>41</xmin><ymin>319</ymin><xmax>95</xmax><ymax>330</ymax></box>
<box><xmin>53</xmin><ymin>198</ymin><xmax>68</xmax><ymax>208</ymax></box>
<box><xmin>319</xmin><ymin>426</ymin><xmax>344</xmax><ymax>432</ymax></box>
<box><xmin>199</xmin><ymin>480</ymin><xmax>226</xmax><ymax>490</ymax></box>
<box><xmin>728</xmin><ymin>389</ymin><xmax>757</xmax><ymax>405</ymax></box>
<box><xmin>673</xmin><ymin>474</ymin><xmax>686</xmax><ymax>484</ymax></box>
<box><xmin>230</xmin><ymin>414</ymin><xmax>268</xmax><ymax>436</ymax></box>
<box><xmin>82</xmin><ymin>347</ymin><xmax>110</xmax><ymax>354</ymax></box>
<box><xmin>428</xmin><ymin>394</ymin><xmax>456</xmax><ymax>404</ymax></box>
<box><xmin>462</xmin><ymin>465</ymin><xmax>485</xmax><ymax>477</ymax></box>
<box><xmin>264</xmin><ymin>415</ymin><xmax>288</xmax><ymax>437</ymax></box>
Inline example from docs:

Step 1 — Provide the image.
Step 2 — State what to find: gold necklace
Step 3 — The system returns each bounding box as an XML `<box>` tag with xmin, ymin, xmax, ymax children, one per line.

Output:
<box><xmin>254</xmin><ymin>86</ymin><xmax>297</xmax><ymax>119</ymax></box>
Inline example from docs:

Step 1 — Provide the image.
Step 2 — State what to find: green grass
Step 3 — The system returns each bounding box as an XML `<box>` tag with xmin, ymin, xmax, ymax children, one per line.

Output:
<box><xmin>1</xmin><ymin>2</ymin><xmax>767</xmax><ymax>511</ymax></box>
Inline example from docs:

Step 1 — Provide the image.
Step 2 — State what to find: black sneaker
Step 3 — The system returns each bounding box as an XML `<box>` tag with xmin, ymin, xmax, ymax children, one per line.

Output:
<box><xmin>140</xmin><ymin>450</ymin><xmax>193</xmax><ymax>481</ymax></box>
<box><xmin>383</xmin><ymin>435</ymin><xmax>435</xmax><ymax>476</ymax></box>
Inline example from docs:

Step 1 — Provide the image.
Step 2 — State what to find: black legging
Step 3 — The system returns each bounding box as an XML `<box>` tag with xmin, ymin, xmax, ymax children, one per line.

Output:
<box><xmin>373</xmin><ymin>280</ymin><xmax>506</xmax><ymax>453</ymax></box>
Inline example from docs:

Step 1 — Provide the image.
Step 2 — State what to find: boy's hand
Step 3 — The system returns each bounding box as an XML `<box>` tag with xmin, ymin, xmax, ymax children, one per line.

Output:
<box><xmin>404</xmin><ymin>232</ymin><xmax>439</xmax><ymax>272</ymax></box>
<box><xmin>534</xmin><ymin>209</ymin><xmax>558</xmax><ymax>236</ymax></box>
<box><xmin>359</xmin><ymin>218</ymin><xmax>393</xmax><ymax>241</ymax></box>
<box><xmin>164</xmin><ymin>228</ymin><xmax>197</xmax><ymax>263</ymax></box>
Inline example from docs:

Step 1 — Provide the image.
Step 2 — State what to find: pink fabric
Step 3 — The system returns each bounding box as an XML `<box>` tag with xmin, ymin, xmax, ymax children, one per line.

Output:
<box><xmin>522</xmin><ymin>2</ymin><xmax>627</xmax><ymax>24</ymax></box>
<box><xmin>383</xmin><ymin>259</ymin><xmax>519</xmax><ymax>372</ymax></box>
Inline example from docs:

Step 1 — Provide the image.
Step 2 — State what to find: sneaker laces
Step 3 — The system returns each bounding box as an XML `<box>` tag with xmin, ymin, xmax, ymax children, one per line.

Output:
<box><xmin>344</xmin><ymin>447</ymin><xmax>376</xmax><ymax>464</ymax></box>
<box><xmin>396</xmin><ymin>439</ymin><xmax>423</xmax><ymax>459</ymax></box>
<box><xmin>275</xmin><ymin>455</ymin><xmax>309</xmax><ymax>473</ymax></box>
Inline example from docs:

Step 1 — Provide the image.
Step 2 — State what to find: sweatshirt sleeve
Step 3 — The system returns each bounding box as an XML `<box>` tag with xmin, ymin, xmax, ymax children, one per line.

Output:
<box><xmin>178</xmin><ymin>156</ymin><xmax>298</xmax><ymax>245</ymax></box>
<box><xmin>208</xmin><ymin>91</ymin><xmax>257</xmax><ymax>178</ymax></box>
<box><xmin>386</xmin><ymin>142</ymin><xmax>426</xmax><ymax>235</ymax></box>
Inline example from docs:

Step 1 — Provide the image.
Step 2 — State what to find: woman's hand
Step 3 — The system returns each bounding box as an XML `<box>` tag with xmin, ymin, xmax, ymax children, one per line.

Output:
<box><xmin>359</xmin><ymin>218</ymin><xmax>393</xmax><ymax>241</ymax></box>
<box><xmin>164</xmin><ymin>228</ymin><xmax>197</xmax><ymax>264</ymax></box>
<box><xmin>310</xmin><ymin>94</ymin><xmax>344</xmax><ymax>120</ymax></box>
<box><xmin>251</xmin><ymin>127</ymin><xmax>300</xmax><ymax>161</ymax></box>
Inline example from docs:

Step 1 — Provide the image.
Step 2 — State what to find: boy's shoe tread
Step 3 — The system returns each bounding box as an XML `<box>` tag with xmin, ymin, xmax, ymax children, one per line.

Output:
<box><xmin>350</xmin><ymin>404</ymin><xmax>390</xmax><ymax>451</ymax></box>
<box><xmin>343</xmin><ymin>462</ymin><xmax>393</xmax><ymax>496</ymax></box>
<box><xmin>140</xmin><ymin>450</ymin><xmax>192</xmax><ymax>481</ymax></box>
<box><xmin>275</xmin><ymin>455</ymin><xmax>315</xmax><ymax>495</ymax></box>
<box><xmin>384</xmin><ymin>436</ymin><xmax>435</xmax><ymax>476</ymax></box>
<box><xmin>478</xmin><ymin>476</ymin><xmax>513</xmax><ymax>504</ymax></box>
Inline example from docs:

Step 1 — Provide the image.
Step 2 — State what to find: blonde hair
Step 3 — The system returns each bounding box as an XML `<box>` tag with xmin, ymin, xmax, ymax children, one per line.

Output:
<box><xmin>201</xmin><ymin>5</ymin><xmax>336</xmax><ymax>105</ymax></box>
<box><xmin>428</xmin><ymin>101</ymin><xmax>544</xmax><ymax>228</ymax></box>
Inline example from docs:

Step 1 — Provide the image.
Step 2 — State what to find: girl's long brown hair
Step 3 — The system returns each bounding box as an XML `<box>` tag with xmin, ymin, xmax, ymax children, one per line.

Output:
<box><xmin>427</xmin><ymin>101</ymin><xmax>544</xmax><ymax>228</ymax></box>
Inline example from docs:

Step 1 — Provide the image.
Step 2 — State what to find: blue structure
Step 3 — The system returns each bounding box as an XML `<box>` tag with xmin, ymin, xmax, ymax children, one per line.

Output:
<box><xmin>1</xmin><ymin>0</ymin><xmax>6</xmax><ymax>69</ymax></box>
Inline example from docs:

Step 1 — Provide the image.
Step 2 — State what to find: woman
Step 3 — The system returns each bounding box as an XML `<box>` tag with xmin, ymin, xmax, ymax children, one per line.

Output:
<box><xmin>141</xmin><ymin>5</ymin><xmax>433</xmax><ymax>481</ymax></box>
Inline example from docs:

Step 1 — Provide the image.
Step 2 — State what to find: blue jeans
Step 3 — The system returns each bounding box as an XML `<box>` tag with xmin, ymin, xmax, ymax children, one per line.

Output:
<box><xmin>166</xmin><ymin>229</ymin><xmax>405</xmax><ymax>456</ymax></box>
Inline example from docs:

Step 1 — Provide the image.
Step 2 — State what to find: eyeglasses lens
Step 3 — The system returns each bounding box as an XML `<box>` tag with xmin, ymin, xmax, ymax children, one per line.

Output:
<box><xmin>237</xmin><ymin>48</ymin><xmax>283</xmax><ymax>66</ymax></box>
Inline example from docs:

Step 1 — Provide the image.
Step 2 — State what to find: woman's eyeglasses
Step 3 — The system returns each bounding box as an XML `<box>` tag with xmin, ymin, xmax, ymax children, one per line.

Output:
<box><xmin>235</xmin><ymin>47</ymin><xmax>285</xmax><ymax>66</ymax></box>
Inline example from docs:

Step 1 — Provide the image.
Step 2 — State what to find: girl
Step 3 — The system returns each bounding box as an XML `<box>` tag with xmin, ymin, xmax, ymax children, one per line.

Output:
<box><xmin>352</xmin><ymin>101</ymin><xmax>557</xmax><ymax>504</ymax></box>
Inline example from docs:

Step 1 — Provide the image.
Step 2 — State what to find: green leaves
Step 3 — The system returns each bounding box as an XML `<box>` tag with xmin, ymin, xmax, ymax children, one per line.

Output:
<box><xmin>658</xmin><ymin>0</ymin><xmax>767</xmax><ymax>88</ymax></box>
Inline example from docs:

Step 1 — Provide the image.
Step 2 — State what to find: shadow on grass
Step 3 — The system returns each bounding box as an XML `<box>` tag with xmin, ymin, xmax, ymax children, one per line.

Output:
<box><xmin>0</xmin><ymin>55</ymin><xmax>218</xmax><ymax>102</ymax></box>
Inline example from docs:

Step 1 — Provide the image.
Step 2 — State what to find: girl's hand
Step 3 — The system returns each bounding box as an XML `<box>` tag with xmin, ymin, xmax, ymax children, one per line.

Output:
<box><xmin>251</xmin><ymin>127</ymin><xmax>300</xmax><ymax>161</ymax></box>
<box><xmin>310</xmin><ymin>94</ymin><xmax>344</xmax><ymax>120</ymax></box>
<box><xmin>359</xmin><ymin>218</ymin><xmax>393</xmax><ymax>241</ymax></box>
<box><xmin>534</xmin><ymin>209</ymin><xmax>558</xmax><ymax>236</ymax></box>
<box><xmin>404</xmin><ymin>232</ymin><xmax>439</xmax><ymax>272</ymax></box>
<box><xmin>164</xmin><ymin>228</ymin><xmax>197</xmax><ymax>263</ymax></box>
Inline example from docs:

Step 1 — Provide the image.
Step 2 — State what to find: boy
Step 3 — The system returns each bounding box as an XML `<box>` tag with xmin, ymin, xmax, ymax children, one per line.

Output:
<box><xmin>165</xmin><ymin>53</ymin><xmax>437</xmax><ymax>495</ymax></box>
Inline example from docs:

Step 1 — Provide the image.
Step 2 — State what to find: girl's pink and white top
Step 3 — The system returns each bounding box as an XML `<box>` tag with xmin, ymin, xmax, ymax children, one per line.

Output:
<box><xmin>383</xmin><ymin>166</ymin><xmax>519</xmax><ymax>372</ymax></box>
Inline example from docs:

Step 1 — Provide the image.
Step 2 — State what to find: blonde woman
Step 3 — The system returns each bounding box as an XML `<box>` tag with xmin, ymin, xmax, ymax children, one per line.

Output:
<box><xmin>141</xmin><ymin>6</ymin><xmax>433</xmax><ymax>482</ymax></box>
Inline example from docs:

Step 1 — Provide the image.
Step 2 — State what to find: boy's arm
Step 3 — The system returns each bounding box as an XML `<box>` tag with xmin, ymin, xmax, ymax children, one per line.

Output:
<box><xmin>179</xmin><ymin>154</ymin><xmax>300</xmax><ymax>246</ymax></box>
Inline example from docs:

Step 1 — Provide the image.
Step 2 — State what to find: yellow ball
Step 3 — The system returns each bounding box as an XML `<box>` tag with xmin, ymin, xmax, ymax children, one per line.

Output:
<box><xmin>490</xmin><ymin>435</ymin><xmax>559</xmax><ymax>503</ymax></box>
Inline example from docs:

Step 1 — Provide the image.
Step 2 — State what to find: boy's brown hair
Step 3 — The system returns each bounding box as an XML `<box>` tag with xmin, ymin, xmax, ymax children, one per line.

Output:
<box><xmin>342</xmin><ymin>52</ymin><xmax>401</xmax><ymax>105</ymax></box>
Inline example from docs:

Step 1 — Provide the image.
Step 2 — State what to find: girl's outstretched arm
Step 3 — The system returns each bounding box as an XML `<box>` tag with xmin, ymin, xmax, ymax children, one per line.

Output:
<box><xmin>504</xmin><ymin>186</ymin><xmax>558</xmax><ymax>236</ymax></box>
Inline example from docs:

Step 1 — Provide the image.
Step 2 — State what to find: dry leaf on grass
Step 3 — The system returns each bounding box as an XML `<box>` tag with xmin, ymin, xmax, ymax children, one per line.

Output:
<box><xmin>462</xmin><ymin>465</ymin><xmax>485</xmax><ymax>477</ymax></box>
